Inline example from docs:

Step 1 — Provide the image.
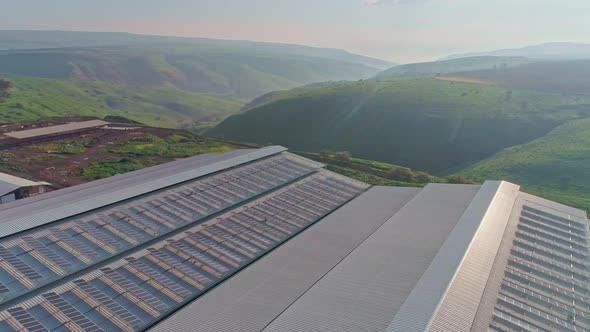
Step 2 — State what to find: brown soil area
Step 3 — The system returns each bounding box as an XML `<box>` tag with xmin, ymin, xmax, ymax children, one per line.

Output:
<box><xmin>0</xmin><ymin>119</ymin><xmax>204</xmax><ymax>188</ymax></box>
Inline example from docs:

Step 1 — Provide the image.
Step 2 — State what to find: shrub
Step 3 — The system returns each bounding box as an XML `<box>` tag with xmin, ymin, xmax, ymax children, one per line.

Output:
<box><xmin>387</xmin><ymin>167</ymin><xmax>413</xmax><ymax>182</ymax></box>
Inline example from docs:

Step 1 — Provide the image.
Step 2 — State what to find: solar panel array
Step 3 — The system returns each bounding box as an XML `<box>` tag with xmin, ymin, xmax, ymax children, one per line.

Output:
<box><xmin>0</xmin><ymin>151</ymin><xmax>369</xmax><ymax>331</ymax></box>
<box><xmin>490</xmin><ymin>202</ymin><xmax>590</xmax><ymax>332</ymax></box>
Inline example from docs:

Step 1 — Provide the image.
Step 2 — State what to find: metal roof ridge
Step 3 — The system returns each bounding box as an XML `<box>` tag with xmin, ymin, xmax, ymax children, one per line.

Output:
<box><xmin>386</xmin><ymin>180</ymin><xmax>521</xmax><ymax>332</ymax></box>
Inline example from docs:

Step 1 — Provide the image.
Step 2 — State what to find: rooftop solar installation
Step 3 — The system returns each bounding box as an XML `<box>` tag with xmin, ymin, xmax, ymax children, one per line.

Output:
<box><xmin>1</xmin><ymin>144</ymin><xmax>585</xmax><ymax>332</ymax></box>
<box><xmin>0</xmin><ymin>147</ymin><xmax>369</xmax><ymax>331</ymax></box>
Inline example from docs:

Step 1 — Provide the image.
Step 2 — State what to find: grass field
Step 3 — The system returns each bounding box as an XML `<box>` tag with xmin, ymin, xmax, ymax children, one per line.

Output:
<box><xmin>0</xmin><ymin>75</ymin><xmax>243</xmax><ymax>128</ymax></box>
<box><xmin>461</xmin><ymin>118</ymin><xmax>590</xmax><ymax>211</ymax></box>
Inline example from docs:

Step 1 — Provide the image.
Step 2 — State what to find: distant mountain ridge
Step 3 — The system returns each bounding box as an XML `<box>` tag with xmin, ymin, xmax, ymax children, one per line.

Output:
<box><xmin>445</xmin><ymin>42</ymin><xmax>590</xmax><ymax>60</ymax></box>
<box><xmin>0</xmin><ymin>30</ymin><xmax>393</xmax><ymax>70</ymax></box>
<box><xmin>377</xmin><ymin>56</ymin><xmax>532</xmax><ymax>79</ymax></box>
<box><xmin>0</xmin><ymin>30</ymin><xmax>392</xmax><ymax>99</ymax></box>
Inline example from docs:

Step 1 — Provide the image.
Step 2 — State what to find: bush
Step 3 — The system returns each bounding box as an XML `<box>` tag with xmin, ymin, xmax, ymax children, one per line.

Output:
<box><xmin>447</xmin><ymin>175</ymin><xmax>475</xmax><ymax>184</ymax></box>
<box><xmin>387</xmin><ymin>167</ymin><xmax>413</xmax><ymax>182</ymax></box>
<box><xmin>334</xmin><ymin>151</ymin><xmax>352</xmax><ymax>163</ymax></box>
<box><xmin>413</xmin><ymin>172</ymin><xmax>431</xmax><ymax>183</ymax></box>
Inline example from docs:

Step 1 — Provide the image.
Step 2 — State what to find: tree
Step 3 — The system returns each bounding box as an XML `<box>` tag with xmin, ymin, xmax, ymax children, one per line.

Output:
<box><xmin>334</xmin><ymin>151</ymin><xmax>352</xmax><ymax>163</ymax></box>
<box><xmin>447</xmin><ymin>175</ymin><xmax>475</xmax><ymax>184</ymax></box>
<box><xmin>413</xmin><ymin>172</ymin><xmax>431</xmax><ymax>183</ymax></box>
<box><xmin>387</xmin><ymin>167</ymin><xmax>413</xmax><ymax>182</ymax></box>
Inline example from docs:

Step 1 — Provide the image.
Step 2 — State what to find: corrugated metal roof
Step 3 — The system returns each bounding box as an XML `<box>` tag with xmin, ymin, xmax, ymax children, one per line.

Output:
<box><xmin>4</xmin><ymin>120</ymin><xmax>109</xmax><ymax>139</ymax></box>
<box><xmin>0</xmin><ymin>172</ymin><xmax>44</xmax><ymax>197</ymax></box>
<box><xmin>149</xmin><ymin>186</ymin><xmax>420</xmax><ymax>332</ymax></box>
<box><xmin>427</xmin><ymin>181</ymin><xmax>520</xmax><ymax>332</ymax></box>
<box><xmin>261</xmin><ymin>183</ymin><xmax>481</xmax><ymax>332</ymax></box>
<box><xmin>0</xmin><ymin>146</ymin><xmax>287</xmax><ymax>239</ymax></box>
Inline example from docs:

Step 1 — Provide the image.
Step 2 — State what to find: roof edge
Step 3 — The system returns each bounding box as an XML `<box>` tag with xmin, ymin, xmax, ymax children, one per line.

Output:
<box><xmin>0</xmin><ymin>145</ymin><xmax>287</xmax><ymax>239</ymax></box>
<box><xmin>386</xmin><ymin>180</ymin><xmax>520</xmax><ymax>332</ymax></box>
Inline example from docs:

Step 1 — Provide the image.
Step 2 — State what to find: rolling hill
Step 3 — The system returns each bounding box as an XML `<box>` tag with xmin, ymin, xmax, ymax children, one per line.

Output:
<box><xmin>0</xmin><ymin>31</ymin><xmax>392</xmax><ymax>99</ymax></box>
<box><xmin>461</xmin><ymin>118</ymin><xmax>590</xmax><ymax>211</ymax></box>
<box><xmin>209</xmin><ymin>77</ymin><xmax>590</xmax><ymax>173</ymax></box>
<box><xmin>445</xmin><ymin>42</ymin><xmax>590</xmax><ymax>60</ymax></box>
<box><xmin>376</xmin><ymin>56</ymin><xmax>533</xmax><ymax>79</ymax></box>
<box><xmin>442</xmin><ymin>60</ymin><xmax>590</xmax><ymax>95</ymax></box>
<box><xmin>0</xmin><ymin>75</ymin><xmax>243</xmax><ymax>128</ymax></box>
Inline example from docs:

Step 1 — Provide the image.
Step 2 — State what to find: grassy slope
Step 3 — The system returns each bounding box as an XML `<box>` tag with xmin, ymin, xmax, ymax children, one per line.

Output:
<box><xmin>461</xmin><ymin>118</ymin><xmax>590</xmax><ymax>211</ymax></box>
<box><xmin>448</xmin><ymin>60</ymin><xmax>590</xmax><ymax>96</ymax></box>
<box><xmin>209</xmin><ymin>77</ymin><xmax>590</xmax><ymax>173</ymax></box>
<box><xmin>0</xmin><ymin>75</ymin><xmax>243</xmax><ymax>127</ymax></box>
<box><xmin>295</xmin><ymin>151</ymin><xmax>446</xmax><ymax>187</ymax></box>
<box><xmin>0</xmin><ymin>45</ymin><xmax>384</xmax><ymax>99</ymax></box>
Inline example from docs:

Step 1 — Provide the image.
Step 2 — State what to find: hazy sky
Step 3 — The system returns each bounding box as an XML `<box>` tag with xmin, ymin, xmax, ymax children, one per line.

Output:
<box><xmin>2</xmin><ymin>0</ymin><xmax>590</xmax><ymax>63</ymax></box>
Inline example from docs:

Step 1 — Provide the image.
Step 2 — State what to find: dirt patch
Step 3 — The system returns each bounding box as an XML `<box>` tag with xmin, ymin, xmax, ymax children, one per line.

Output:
<box><xmin>0</xmin><ymin>118</ymin><xmax>238</xmax><ymax>188</ymax></box>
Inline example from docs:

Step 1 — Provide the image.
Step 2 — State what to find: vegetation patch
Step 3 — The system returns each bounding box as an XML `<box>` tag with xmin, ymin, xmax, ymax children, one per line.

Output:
<box><xmin>295</xmin><ymin>151</ymin><xmax>464</xmax><ymax>187</ymax></box>
<box><xmin>109</xmin><ymin>133</ymin><xmax>234</xmax><ymax>158</ymax></box>
<box><xmin>28</xmin><ymin>139</ymin><xmax>92</xmax><ymax>154</ymax></box>
<box><xmin>80</xmin><ymin>158</ymin><xmax>157</xmax><ymax>180</ymax></box>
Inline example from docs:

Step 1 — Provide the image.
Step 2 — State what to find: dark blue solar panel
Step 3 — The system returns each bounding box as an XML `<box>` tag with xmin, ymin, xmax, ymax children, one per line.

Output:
<box><xmin>0</xmin><ymin>246</ymin><xmax>43</xmax><ymax>280</ymax></box>
<box><xmin>73</xmin><ymin>279</ymin><xmax>144</xmax><ymax>329</ymax></box>
<box><xmin>21</xmin><ymin>236</ymin><xmax>70</xmax><ymax>270</ymax></box>
<box><xmin>100</xmin><ymin>268</ymin><xmax>169</xmax><ymax>312</ymax></box>
<box><xmin>49</xmin><ymin>228</ymin><xmax>97</xmax><ymax>258</ymax></box>
<box><xmin>42</xmin><ymin>292</ymin><xmax>103</xmax><ymax>332</ymax></box>
<box><xmin>6</xmin><ymin>306</ymin><xmax>48</xmax><ymax>332</ymax></box>
<box><xmin>124</xmin><ymin>257</ymin><xmax>192</xmax><ymax>298</ymax></box>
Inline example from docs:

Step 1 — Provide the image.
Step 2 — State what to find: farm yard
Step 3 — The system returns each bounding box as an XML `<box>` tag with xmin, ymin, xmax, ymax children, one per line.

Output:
<box><xmin>0</xmin><ymin>117</ymin><xmax>237</xmax><ymax>187</ymax></box>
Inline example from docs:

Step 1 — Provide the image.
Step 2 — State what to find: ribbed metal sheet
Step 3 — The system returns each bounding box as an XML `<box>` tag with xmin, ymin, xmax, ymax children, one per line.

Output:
<box><xmin>387</xmin><ymin>181</ymin><xmax>514</xmax><ymax>332</ymax></box>
<box><xmin>149</xmin><ymin>186</ymin><xmax>420</xmax><ymax>332</ymax></box>
<box><xmin>0</xmin><ymin>146</ymin><xmax>287</xmax><ymax>239</ymax></box>
<box><xmin>427</xmin><ymin>181</ymin><xmax>520</xmax><ymax>332</ymax></box>
<box><xmin>261</xmin><ymin>183</ymin><xmax>480</xmax><ymax>332</ymax></box>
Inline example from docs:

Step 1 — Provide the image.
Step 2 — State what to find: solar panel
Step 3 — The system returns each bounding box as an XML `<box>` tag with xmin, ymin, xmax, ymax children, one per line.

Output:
<box><xmin>101</xmin><ymin>214</ymin><xmax>150</xmax><ymax>242</ymax></box>
<box><xmin>205</xmin><ymin>227</ymin><xmax>262</xmax><ymax>254</ymax></box>
<box><xmin>189</xmin><ymin>233</ymin><xmax>247</xmax><ymax>264</ymax></box>
<box><xmin>0</xmin><ymin>281</ymin><xmax>9</xmax><ymax>294</ymax></box>
<box><xmin>125</xmin><ymin>258</ymin><xmax>192</xmax><ymax>298</ymax></box>
<box><xmin>147</xmin><ymin>249</ymin><xmax>213</xmax><ymax>285</ymax></box>
<box><xmin>173</xmin><ymin>239</ymin><xmax>233</xmax><ymax>272</ymax></box>
<box><xmin>100</xmin><ymin>268</ymin><xmax>169</xmax><ymax>312</ymax></box>
<box><xmin>49</xmin><ymin>228</ymin><xmax>97</xmax><ymax>258</ymax></box>
<box><xmin>42</xmin><ymin>292</ymin><xmax>104</xmax><ymax>332</ymax></box>
<box><xmin>72</xmin><ymin>279</ymin><xmax>144</xmax><ymax>329</ymax></box>
<box><xmin>21</xmin><ymin>236</ymin><xmax>71</xmax><ymax>270</ymax></box>
<box><xmin>74</xmin><ymin>222</ymin><xmax>122</xmax><ymax>249</ymax></box>
<box><xmin>6</xmin><ymin>306</ymin><xmax>48</xmax><ymax>332</ymax></box>
<box><xmin>0</xmin><ymin>245</ymin><xmax>43</xmax><ymax>280</ymax></box>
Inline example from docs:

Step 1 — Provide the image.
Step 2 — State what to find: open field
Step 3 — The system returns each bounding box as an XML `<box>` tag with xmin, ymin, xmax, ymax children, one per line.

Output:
<box><xmin>0</xmin><ymin>75</ymin><xmax>244</xmax><ymax>128</ymax></box>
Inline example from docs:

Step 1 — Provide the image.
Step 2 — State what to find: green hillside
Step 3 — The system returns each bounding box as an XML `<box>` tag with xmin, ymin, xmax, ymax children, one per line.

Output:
<box><xmin>0</xmin><ymin>75</ymin><xmax>243</xmax><ymax>128</ymax></box>
<box><xmin>461</xmin><ymin>118</ymin><xmax>590</xmax><ymax>211</ymax></box>
<box><xmin>447</xmin><ymin>60</ymin><xmax>590</xmax><ymax>95</ymax></box>
<box><xmin>0</xmin><ymin>31</ymin><xmax>393</xmax><ymax>70</ymax></box>
<box><xmin>209</xmin><ymin>77</ymin><xmax>590</xmax><ymax>172</ymax></box>
<box><xmin>0</xmin><ymin>44</ymin><xmax>386</xmax><ymax>99</ymax></box>
<box><xmin>377</xmin><ymin>56</ymin><xmax>533</xmax><ymax>79</ymax></box>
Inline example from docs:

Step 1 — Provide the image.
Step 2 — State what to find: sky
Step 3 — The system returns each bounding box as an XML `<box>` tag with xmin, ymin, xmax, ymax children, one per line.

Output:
<box><xmin>2</xmin><ymin>0</ymin><xmax>590</xmax><ymax>63</ymax></box>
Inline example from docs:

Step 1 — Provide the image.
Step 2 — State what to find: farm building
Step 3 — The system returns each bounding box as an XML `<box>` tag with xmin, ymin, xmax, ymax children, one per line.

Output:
<box><xmin>0</xmin><ymin>172</ymin><xmax>52</xmax><ymax>204</ymax></box>
<box><xmin>0</xmin><ymin>146</ymin><xmax>586</xmax><ymax>331</ymax></box>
